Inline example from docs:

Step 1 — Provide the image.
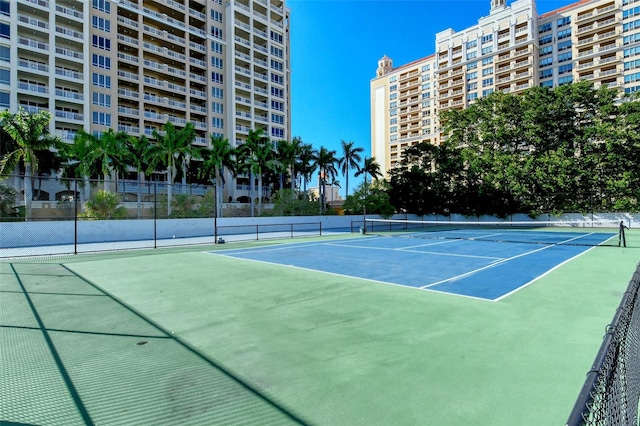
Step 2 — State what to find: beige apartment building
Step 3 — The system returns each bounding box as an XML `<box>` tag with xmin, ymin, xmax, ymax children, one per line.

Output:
<box><xmin>371</xmin><ymin>0</ymin><xmax>640</xmax><ymax>176</ymax></box>
<box><xmin>0</xmin><ymin>0</ymin><xmax>290</xmax><ymax>203</ymax></box>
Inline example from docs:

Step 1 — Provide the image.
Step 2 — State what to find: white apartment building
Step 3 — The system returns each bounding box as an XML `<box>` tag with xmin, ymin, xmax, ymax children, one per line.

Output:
<box><xmin>371</xmin><ymin>0</ymin><xmax>640</xmax><ymax>176</ymax></box>
<box><xmin>0</xmin><ymin>0</ymin><xmax>291</xmax><ymax>203</ymax></box>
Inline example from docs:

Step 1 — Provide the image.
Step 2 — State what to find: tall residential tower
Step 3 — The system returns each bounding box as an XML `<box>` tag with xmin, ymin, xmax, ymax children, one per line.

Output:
<box><xmin>371</xmin><ymin>0</ymin><xmax>640</xmax><ymax>176</ymax></box>
<box><xmin>1</xmin><ymin>0</ymin><xmax>291</xmax><ymax>202</ymax></box>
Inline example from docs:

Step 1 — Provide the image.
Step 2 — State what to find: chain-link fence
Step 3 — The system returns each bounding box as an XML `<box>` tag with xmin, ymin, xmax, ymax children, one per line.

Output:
<box><xmin>566</xmin><ymin>262</ymin><xmax>640</xmax><ymax>425</ymax></box>
<box><xmin>0</xmin><ymin>175</ymin><xmax>330</xmax><ymax>257</ymax></box>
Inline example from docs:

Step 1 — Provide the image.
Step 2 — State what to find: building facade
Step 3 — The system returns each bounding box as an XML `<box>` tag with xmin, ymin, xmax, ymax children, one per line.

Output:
<box><xmin>0</xmin><ymin>0</ymin><xmax>291</xmax><ymax>202</ymax></box>
<box><xmin>371</xmin><ymin>0</ymin><xmax>640</xmax><ymax>176</ymax></box>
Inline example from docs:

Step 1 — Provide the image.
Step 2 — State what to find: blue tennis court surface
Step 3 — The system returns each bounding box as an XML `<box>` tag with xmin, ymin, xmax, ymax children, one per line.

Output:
<box><xmin>210</xmin><ymin>230</ymin><xmax>616</xmax><ymax>301</ymax></box>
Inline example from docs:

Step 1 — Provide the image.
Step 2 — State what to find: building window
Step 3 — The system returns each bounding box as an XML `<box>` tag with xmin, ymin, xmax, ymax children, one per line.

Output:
<box><xmin>271</xmin><ymin>127</ymin><xmax>284</xmax><ymax>138</ymax></box>
<box><xmin>211</xmin><ymin>72</ymin><xmax>223</xmax><ymax>84</ymax></box>
<box><xmin>389</xmin><ymin>76</ymin><xmax>397</xmax><ymax>82</ymax></box>
<box><xmin>211</xmin><ymin>41</ymin><xmax>223</xmax><ymax>54</ymax></box>
<box><xmin>467</xmin><ymin>61</ymin><xmax>477</xmax><ymax>70</ymax></box>
<box><xmin>467</xmin><ymin>92</ymin><xmax>478</xmax><ymax>101</ymax></box>
<box><xmin>481</xmin><ymin>46</ymin><xmax>493</xmax><ymax>55</ymax></box>
<box><xmin>0</xmin><ymin>68</ymin><xmax>9</xmax><ymax>84</ymax></box>
<box><xmin>540</xmin><ymin>35</ymin><xmax>553</xmax><ymax>45</ymax></box>
<box><xmin>558</xmin><ymin>52</ymin><xmax>572</xmax><ymax>62</ymax></box>
<box><xmin>466</xmin><ymin>40</ymin><xmax>477</xmax><ymax>49</ymax></box>
<box><xmin>481</xmin><ymin>34</ymin><xmax>493</xmax><ymax>44</ymax></box>
<box><xmin>212</xmin><ymin>117</ymin><xmax>223</xmax><ymax>128</ymax></box>
<box><xmin>482</xmin><ymin>88</ymin><xmax>494</xmax><ymax>96</ymax></box>
<box><xmin>0</xmin><ymin>1</ymin><xmax>8</xmax><ymax>16</ymax></box>
<box><xmin>623</xmin><ymin>6</ymin><xmax>640</xmax><ymax>19</ymax></box>
<box><xmin>271</xmin><ymin>73</ymin><xmax>283</xmax><ymax>85</ymax></box>
<box><xmin>539</xmin><ymin>22</ymin><xmax>552</xmax><ymax>33</ymax></box>
<box><xmin>558</xmin><ymin>64</ymin><xmax>573</xmax><ymax>74</ymax></box>
<box><xmin>558</xmin><ymin>75</ymin><xmax>573</xmax><ymax>85</ymax></box>
<box><xmin>390</xmin><ymin>101</ymin><xmax>397</xmax><ymax>108</ymax></box>
<box><xmin>271</xmin><ymin>100</ymin><xmax>284</xmax><ymax>111</ymax></box>
<box><xmin>270</xmin><ymin>30</ymin><xmax>283</xmax><ymax>44</ymax></box>
<box><xmin>0</xmin><ymin>91</ymin><xmax>8</xmax><ymax>108</ymax></box>
<box><xmin>211</xmin><ymin>10</ymin><xmax>223</xmax><ymax>23</ymax></box>
<box><xmin>390</xmin><ymin>84</ymin><xmax>397</xmax><ymax>91</ymax></box>
<box><xmin>92</xmin><ymin>112</ymin><xmax>111</xmax><ymax>126</ymax></box>
<box><xmin>466</xmin><ymin>71</ymin><xmax>477</xmax><ymax>80</ymax></box>
<box><xmin>482</xmin><ymin>67</ymin><xmax>493</xmax><ymax>76</ymax></box>
<box><xmin>270</xmin><ymin>59</ymin><xmax>283</xmax><ymax>71</ymax></box>
<box><xmin>390</xmin><ymin>93</ymin><xmax>397</xmax><ymax>100</ymax></box>
<box><xmin>624</xmin><ymin>59</ymin><xmax>640</xmax><ymax>70</ymax></box>
<box><xmin>623</xmin><ymin>19</ymin><xmax>640</xmax><ymax>31</ymax></box>
<box><xmin>466</xmin><ymin>51</ymin><xmax>477</xmax><ymax>60</ymax></box>
<box><xmin>91</xmin><ymin>54</ymin><xmax>110</xmax><ymax>69</ymax></box>
<box><xmin>92</xmin><ymin>0</ymin><xmax>110</xmax><ymax>13</ymax></box>
<box><xmin>422</xmin><ymin>64</ymin><xmax>430</xmax><ymax>72</ymax></box>
<box><xmin>390</xmin><ymin>126</ymin><xmax>397</xmax><ymax>133</ymax></box>
<box><xmin>0</xmin><ymin>23</ymin><xmax>9</xmax><ymax>39</ymax></box>
<box><xmin>92</xmin><ymin>92</ymin><xmax>111</xmax><ymax>107</ymax></box>
<box><xmin>624</xmin><ymin>71</ymin><xmax>640</xmax><ymax>83</ymax></box>
<box><xmin>624</xmin><ymin>46</ymin><xmax>640</xmax><ymax>57</ymax></box>
<box><xmin>0</xmin><ymin>45</ymin><xmax>8</xmax><ymax>62</ymax></box>
<box><xmin>92</xmin><ymin>16</ymin><xmax>111</xmax><ymax>32</ymax></box>
<box><xmin>557</xmin><ymin>29</ymin><xmax>572</xmax><ymax>39</ymax></box>
<box><xmin>211</xmin><ymin>26</ymin><xmax>223</xmax><ymax>40</ymax></box>
<box><xmin>211</xmin><ymin>102</ymin><xmax>223</xmax><ymax>114</ymax></box>
<box><xmin>92</xmin><ymin>73</ymin><xmax>111</xmax><ymax>88</ymax></box>
<box><xmin>540</xmin><ymin>69</ymin><xmax>553</xmax><ymax>79</ymax></box>
<box><xmin>482</xmin><ymin>77</ymin><xmax>493</xmax><ymax>87</ymax></box>
<box><xmin>624</xmin><ymin>33</ymin><xmax>640</xmax><ymax>45</ymax></box>
<box><xmin>212</xmin><ymin>87</ymin><xmax>223</xmax><ymax>99</ymax></box>
<box><xmin>558</xmin><ymin>40</ymin><xmax>572</xmax><ymax>51</ymax></box>
<box><xmin>271</xmin><ymin>46</ymin><xmax>283</xmax><ymax>58</ymax></box>
<box><xmin>271</xmin><ymin>113</ymin><xmax>284</xmax><ymax>124</ymax></box>
<box><xmin>540</xmin><ymin>46</ymin><xmax>553</xmax><ymax>56</ymax></box>
<box><xmin>390</xmin><ymin>118</ymin><xmax>397</xmax><ymax>125</ymax></box>
<box><xmin>467</xmin><ymin>82</ymin><xmax>477</xmax><ymax>90</ymax></box>
<box><xmin>540</xmin><ymin>57</ymin><xmax>553</xmax><ymax>67</ymax></box>
<box><xmin>211</xmin><ymin>57</ymin><xmax>223</xmax><ymax>69</ymax></box>
<box><xmin>271</xmin><ymin>87</ymin><xmax>283</xmax><ymax>98</ymax></box>
<box><xmin>557</xmin><ymin>16</ymin><xmax>571</xmax><ymax>27</ymax></box>
<box><xmin>482</xmin><ymin>56</ymin><xmax>493</xmax><ymax>65</ymax></box>
<box><xmin>92</xmin><ymin>35</ymin><xmax>111</xmax><ymax>51</ymax></box>
<box><xmin>541</xmin><ymin>80</ymin><xmax>554</xmax><ymax>88</ymax></box>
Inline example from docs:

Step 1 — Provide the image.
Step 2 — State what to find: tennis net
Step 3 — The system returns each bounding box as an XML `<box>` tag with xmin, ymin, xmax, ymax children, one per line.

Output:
<box><xmin>363</xmin><ymin>219</ymin><xmax>625</xmax><ymax>247</ymax></box>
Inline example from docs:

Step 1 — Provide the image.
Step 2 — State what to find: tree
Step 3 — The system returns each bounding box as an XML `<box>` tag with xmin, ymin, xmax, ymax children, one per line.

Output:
<box><xmin>338</xmin><ymin>140</ymin><xmax>364</xmax><ymax>198</ymax></box>
<box><xmin>237</xmin><ymin>128</ymin><xmax>275</xmax><ymax>216</ymax></box>
<box><xmin>355</xmin><ymin>157</ymin><xmax>383</xmax><ymax>182</ymax></box>
<box><xmin>199</xmin><ymin>135</ymin><xmax>235</xmax><ymax>218</ymax></box>
<box><xmin>123</xmin><ymin>135</ymin><xmax>152</xmax><ymax>219</ymax></box>
<box><xmin>146</xmin><ymin>121</ymin><xmax>197</xmax><ymax>216</ymax></box>
<box><xmin>0</xmin><ymin>108</ymin><xmax>62</xmax><ymax>220</ymax></box>
<box><xmin>73</xmin><ymin>129</ymin><xmax>130</xmax><ymax>192</ymax></box>
<box><xmin>277</xmin><ymin>136</ymin><xmax>302</xmax><ymax>192</ymax></box>
<box><xmin>312</xmin><ymin>146</ymin><xmax>338</xmax><ymax>213</ymax></box>
<box><xmin>82</xmin><ymin>190</ymin><xmax>127</xmax><ymax>220</ymax></box>
<box><xmin>297</xmin><ymin>143</ymin><xmax>316</xmax><ymax>195</ymax></box>
<box><xmin>343</xmin><ymin>180</ymin><xmax>395</xmax><ymax>218</ymax></box>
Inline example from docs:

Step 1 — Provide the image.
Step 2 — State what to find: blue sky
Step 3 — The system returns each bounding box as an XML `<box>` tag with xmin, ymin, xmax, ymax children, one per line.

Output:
<box><xmin>287</xmin><ymin>0</ymin><xmax>570</xmax><ymax>195</ymax></box>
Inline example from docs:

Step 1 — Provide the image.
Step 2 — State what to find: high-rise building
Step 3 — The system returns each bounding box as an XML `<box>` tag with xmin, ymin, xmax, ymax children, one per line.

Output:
<box><xmin>371</xmin><ymin>0</ymin><xmax>640</xmax><ymax>176</ymax></box>
<box><xmin>1</xmin><ymin>0</ymin><xmax>290</xmax><ymax>202</ymax></box>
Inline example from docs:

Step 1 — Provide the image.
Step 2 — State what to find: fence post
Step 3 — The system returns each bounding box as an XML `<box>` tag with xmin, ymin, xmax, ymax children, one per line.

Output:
<box><xmin>153</xmin><ymin>182</ymin><xmax>157</xmax><ymax>249</ymax></box>
<box><xmin>74</xmin><ymin>179</ymin><xmax>78</xmax><ymax>255</ymax></box>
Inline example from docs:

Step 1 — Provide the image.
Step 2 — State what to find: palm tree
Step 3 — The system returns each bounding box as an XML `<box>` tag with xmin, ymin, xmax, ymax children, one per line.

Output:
<box><xmin>297</xmin><ymin>143</ymin><xmax>316</xmax><ymax>195</ymax></box>
<box><xmin>74</xmin><ymin>129</ymin><xmax>130</xmax><ymax>192</ymax></box>
<box><xmin>313</xmin><ymin>146</ymin><xmax>338</xmax><ymax>213</ymax></box>
<box><xmin>338</xmin><ymin>140</ymin><xmax>364</xmax><ymax>198</ymax></box>
<box><xmin>146</xmin><ymin>121</ymin><xmax>197</xmax><ymax>216</ymax></box>
<box><xmin>199</xmin><ymin>135</ymin><xmax>235</xmax><ymax>218</ymax></box>
<box><xmin>60</xmin><ymin>132</ymin><xmax>98</xmax><ymax>204</ymax></box>
<box><xmin>237</xmin><ymin>128</ymin><xmax>274</xmax><ymax>216</ymax></box>
<box><xmin>123</xmin><ymin>135</ymin><xmax>152</xmax><ymax>218</ymax></box>
<box><xmin>329</xmin><ymin>178</ymin><xmax>341</xmax><ymax>207</ymax></box>
<box><xmin>276</xmin><ymin>137</ymin><xmax>301</xmax><ymax>192</ymax></box>
<box><xmin>0</xmin><ymin>108</ymin><xmax>62</xmax><ymax>220</ymax></box>
<box><xmin>355</xmin><ymin>156</ymin><xmax>384</xmax><ymax>182</ymax></box>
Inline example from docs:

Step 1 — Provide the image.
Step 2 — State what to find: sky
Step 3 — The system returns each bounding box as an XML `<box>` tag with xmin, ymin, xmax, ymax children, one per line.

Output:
<box><xmin>286</xmin><ymin>0</ymin><xmax>570</xmax><ymax>196</ymax></box>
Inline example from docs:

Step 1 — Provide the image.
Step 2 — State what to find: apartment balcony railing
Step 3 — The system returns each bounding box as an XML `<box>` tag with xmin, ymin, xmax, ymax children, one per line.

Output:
<box><xmin>55</xmin><ymin>25</ymin><xmax>83</xmax><ymax>40</ymax></box>
<box><xmin>55</xmin><ymin>46</ymin><xmax>83</xmax><ymax>60</ymax></box>
<box><xmin>18</xmin><ymin>36</ymin><xmax>49</xmax><ymax>51</ymax></box>
<box><xmin>18</xmin><ymin>15</ymin><xmax>49</xmax><ymax>30</ymax></box>
<box><xmin>18</xmin><ymin>59</ymin><xmax>49</xmax><ymax>73</ymax></box>
<box><xmin>55</xmin><ymin>89</ymin><xmax>83</xmax><ymax>101</ymax></box>
<box><xmin>55</xmin><ymin>110</ymin><xmax>83</xmax><ymax>121</ymax></box>
<box><xmin>55</xmin><ymin>4</ymin><xmax>83</xmax><ymax>19</ymax></box>
<box><xmin>18</xmin><ymin>82</ymin><xmax>48</xmax><ymax>94</ymax></box>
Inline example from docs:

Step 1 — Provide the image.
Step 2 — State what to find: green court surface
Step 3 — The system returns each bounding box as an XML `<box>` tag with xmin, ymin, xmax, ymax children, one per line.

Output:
<box><xmin>1</xmin><ymin>231</ymin><xmax>639</xmax><ymax>426</ymax></box>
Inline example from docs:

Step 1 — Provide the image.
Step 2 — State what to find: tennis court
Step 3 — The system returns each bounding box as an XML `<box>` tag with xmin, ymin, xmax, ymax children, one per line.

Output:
<box><xmin>2</xmin><ymin>227</ymin><xmax>639</xmax><ymax>425</ymax></box>
<box><xmin>213</xmin><ymin>223</ymin><xmax>617</xmax><ymax>300</ymax></box>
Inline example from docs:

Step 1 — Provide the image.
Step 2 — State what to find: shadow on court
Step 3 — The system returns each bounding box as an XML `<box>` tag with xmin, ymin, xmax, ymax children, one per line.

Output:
<box><xmin>1</xmin><ymin>262</ymin><xmax>309</xmax><ymax>426</ymax></box>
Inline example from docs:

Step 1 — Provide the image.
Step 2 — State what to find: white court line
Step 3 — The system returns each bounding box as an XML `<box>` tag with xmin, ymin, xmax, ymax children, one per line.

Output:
<box><xmin>420</xmin><ymin>232</ymin><xmax>596</xmax><ymax>289</ymax></box>
<box><xmin>493</xmin><ymin>244</ymin><xmax>601</xmax><ymax>301</ymax></box>
<box><xmin>209</xmin><ymin>236</ymin><xmax>373</xmax><ymax>256</ymax></box>
<box><xmin>323</xmin><ymin>242</ymin><xmax>503</xmax><ymax>260</ymax></box>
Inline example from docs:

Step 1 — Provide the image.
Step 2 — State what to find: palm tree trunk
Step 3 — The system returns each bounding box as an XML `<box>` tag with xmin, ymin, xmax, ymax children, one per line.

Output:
<box><xmin>345</xmin><ymin>174</ymin><xmax>349</xmax><ymax>199</ymax></box>
<box><xmin>167</xmin><ymin>163</ymin><xmax>174</xmax><ymax>217</ymax></box>
<box><xmin>249</xmin><ymin>170</ymin><xmax>254</xmax><ymax>217</ymax></box>
<box><xmin>136</xmin><ymin>172</ymin><xmax>144</xmax><ymax>219</ymax></box>
<box><xmin>258</xmin><ymin>171</ymin><xmax>263</xmax><ymax>216</ymax></box>
<box><xmin>291</xmin><ymin>164</ymin><xmax>295</xmax><ymax>192</ymax></box>
<box><xmin>24</xmin><ymin>164</ymin><xmax>33</xmax><ymax>221</ymax></box>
